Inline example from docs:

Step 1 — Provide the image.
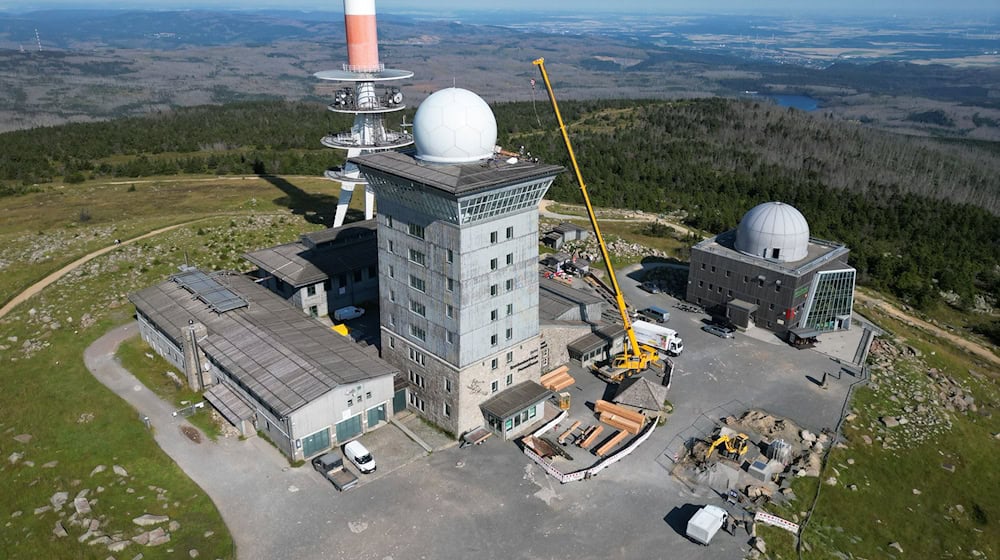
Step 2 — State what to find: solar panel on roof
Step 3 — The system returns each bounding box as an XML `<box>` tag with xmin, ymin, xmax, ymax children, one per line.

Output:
<box><xmin>172</xmin><ymin>270</ymin><xmax>248</xmax><ymax>313</ymax></box>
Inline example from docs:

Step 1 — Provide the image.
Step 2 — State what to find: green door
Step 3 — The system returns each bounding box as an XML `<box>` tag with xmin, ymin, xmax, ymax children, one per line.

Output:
<box><xmin>367</xmin><ymin>403</ymin><xmax>386</xmax><ymax>428</ymax></box>
<box><xmin>335</xmin><ymin>414</ymin><xmax>363</xmax><ymax>442</ymax></box>
<box><xmin>301</xmin><ymin>427</ymin><xmax>330</xmax><ymax>458</ymax></box>
<box><xmin>393</xmin><ymin>389</ymin><xmax>406</xmax><ymax>414</ymax></box>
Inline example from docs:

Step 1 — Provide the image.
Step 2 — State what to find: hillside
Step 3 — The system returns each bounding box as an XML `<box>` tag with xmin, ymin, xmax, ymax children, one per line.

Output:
<box><xmin>1</xmin><ymin>98</ymin><xmax>998</xmax><ymax>328</ymax></box>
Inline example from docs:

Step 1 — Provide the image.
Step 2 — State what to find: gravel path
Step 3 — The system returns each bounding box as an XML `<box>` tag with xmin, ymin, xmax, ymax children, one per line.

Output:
<box><xmin>0</xmin><ymin>220</ymin><xmax>203</xmax><ymax>320</ymax></box>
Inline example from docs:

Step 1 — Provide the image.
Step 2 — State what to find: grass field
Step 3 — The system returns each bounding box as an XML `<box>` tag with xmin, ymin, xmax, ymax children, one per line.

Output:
<box><xmin>758</xmin><ymin>306</ymin><xmax>999</xmax><ymax>559</ymax></box>
<box><xmin>115</xmin><ymin>336</ymin><xmax>222</xmax><ymax>441</ymax></box>
<box><xmin>0</xmin><ymin>174</ymin><xmax>346</xmax><ymax>559</ymax></box>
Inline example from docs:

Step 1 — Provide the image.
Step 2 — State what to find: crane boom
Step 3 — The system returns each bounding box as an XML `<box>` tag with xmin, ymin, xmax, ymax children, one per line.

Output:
<box><xmin>532</xmin><ymin>57</ymin><xmax>657</xmax><ymax>375</ymax></box>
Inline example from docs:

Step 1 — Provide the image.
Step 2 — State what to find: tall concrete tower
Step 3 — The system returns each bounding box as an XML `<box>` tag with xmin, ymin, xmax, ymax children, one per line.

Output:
<box><xmin>315</xmin><ymin>0</ymin><xmax>413</xmax><ymax>227</ymax></box>
<box><xmin>353</xmin><ymin>88</ymin><xmax>563</xmax><ymax>438</ymax></box>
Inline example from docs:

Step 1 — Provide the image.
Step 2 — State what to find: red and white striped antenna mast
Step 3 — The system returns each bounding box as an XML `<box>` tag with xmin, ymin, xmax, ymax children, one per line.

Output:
<box><xmin>314</xmin><ymin>0</ymin><xmax>413</xmax><ymax>227</ymax></box>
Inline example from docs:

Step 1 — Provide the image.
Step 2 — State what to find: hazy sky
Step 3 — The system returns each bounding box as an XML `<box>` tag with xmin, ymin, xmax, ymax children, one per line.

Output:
<box><xmin>3</xmin><ymin>0</ymin><xmax>998</xmax><ymax>16</ymax></box>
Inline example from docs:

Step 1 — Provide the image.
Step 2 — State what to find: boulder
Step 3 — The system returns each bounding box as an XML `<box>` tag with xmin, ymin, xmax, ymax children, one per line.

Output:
<box><xmin>146</xmin><ymin>527</ymin><xmax>170</xmax><ymax>547</ymax></box>
<box><xmin>50</xmin><ymin>491</ymin><xmax>69</xmax><ymax>510</ymax></box>
<box><xmin>113</xmin><ymin>465</ymin><xmax>128</xmax><ymax>477</ymax></box>
<box><xmin>53</xmin><ymin>521</ymin><xmax>68</xmax><ymax>538</ymax></box>
<box><xmin>108</xmin><ymin>540</ymin><xmax>130</xmax><ymax>552</ymax></box>
<box><xmin>34</xmin><ymin>505</ymin><xmax>52</xmax><ymax>515</ymax></box>
<box><xmin>132</xmin><ymin>531</ymin><xmax>150</xmax><ymax>546</ymax></box>
<box><xmin>74</xmin><ymin>498</ymin><xmax>92</xmax><ymax>515</ymax></box>
<box><xmin>13</xmin><ymin>434</ymin><xmax>32</xmax><ymax>444</ymax></box>
<box><xmin>90</xmin><ymin>465</ymin><xmax>106</xmax><ymax>477</ymax></box>
<box><xmin>880</xmin><ymin>416</ymin><xmax>900</xmax><ymax>428</ymax></box>
<box><xmin>132</xmin><ymin>514</ymin><xmax>169</xmax><ymax>527</ymax></box>
<box><xmin>168</xmin><ymin>520</ymin><xmax>180</xmax><ymax>532</ymax></box>
<box><xmin>753</xmin><ymin>537</ymin><xmax>766</xmax><ymax>554</ymax></box>
<box><xmin>889</xmin><ymin>542</ymin><xmax>903</xmax><ymax>553</ymax></box>
<box><xmin>800</xmin><ymin>430</ymin><xmax>816</xmax><ymax>443</ymax></box>
<box><xmin>8</xmin><ymin>452</ymin><xmax>23</xmax><ymax>464</ymax></box>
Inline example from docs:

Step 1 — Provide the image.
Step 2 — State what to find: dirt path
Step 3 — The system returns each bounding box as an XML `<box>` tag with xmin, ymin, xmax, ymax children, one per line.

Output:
<box><xmin>0</xmin><ymin>219</ymin><xmax>204</xmax><ymax>320</ymax></box>
<box><xmin>538</xmin><ymin>199</ymin><xmax>698</xmax><ymax>238</ymax></box>
<box><xmin>855</xmin><ymin>291</ymin><xmax>1000</xmax><ymax>369</ymax></box>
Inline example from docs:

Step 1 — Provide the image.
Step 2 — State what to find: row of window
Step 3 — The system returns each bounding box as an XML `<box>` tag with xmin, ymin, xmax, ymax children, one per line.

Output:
<box><xmin>698</xmin><ymin>263</ymin><xmax>783</xmax><ymax>292</ymax></box>
<box><xmin>296</xmin><ymin>265</ymin><xmax>377</xmax><ymax>298</ymax></box>
<box><xmin>386</xmin><ymin>214</ymin><xmax>515</xmax><ymax>248</ymax></box>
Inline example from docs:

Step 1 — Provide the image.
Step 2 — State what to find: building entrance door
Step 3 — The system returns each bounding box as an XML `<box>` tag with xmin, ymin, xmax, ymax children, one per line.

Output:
<box><xmin>366</xmin><ymin>403</ymin><xmax>386</xmax><ymax>428</ymax></box>
<box><xmin>301</xmin><ymin>428</ymin><xmax>330</xmax><ymax>458</ymax></box>
<box><xmin>335</xmin><ymin>414</ymin><xmax>363</xmax><ymax>442</ymax></box>
<box><xmin>392</xmin><ymin>388</ymin><xmax>406</xmax><ymax>414</ymax></box>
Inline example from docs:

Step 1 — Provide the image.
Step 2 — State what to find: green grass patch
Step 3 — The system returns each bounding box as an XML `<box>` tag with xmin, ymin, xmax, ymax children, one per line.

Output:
<box><xmin>761</xmin><ymin>308</ymin><xmax>1000</xmax><ymax>559</ymax></box>
<box><xmin>0</xmin><ymin>173</ymin><xmax>351</xmax><ymax>558</ymax></box>
<box><xmin>115</xmin><ymin>336</ymin><xmax>222</xmax><ymax>441</ymax></box>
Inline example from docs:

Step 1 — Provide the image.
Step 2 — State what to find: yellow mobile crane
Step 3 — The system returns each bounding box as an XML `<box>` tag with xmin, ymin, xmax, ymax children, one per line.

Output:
<box><xmin>533</xmin><ymin>58</ymin><xmax>661</xmax><ymax>382</ymax></box>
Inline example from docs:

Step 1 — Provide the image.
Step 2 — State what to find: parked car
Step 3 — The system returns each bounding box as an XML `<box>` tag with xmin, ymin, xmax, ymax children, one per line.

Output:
<box><xmin>333</xmin><ymin>305</ymin><xmax>365</xmax><ymax>321</ymax></box>
<box><xmin>702</xmin><ymin>324</ymin><xmax>735</xmax><ymax>339</ymax></box>
<box><xmin>638</xmin><ymin>305</ymin><xmax>671</xmax><ymax>323</ymax></box>
<box><xmin>343</xmin><ymin>440</ymin><xmax>376</xmax><ymax>473</ymax></box>
<box><xmin>639</xmin><ymin>281</ymin><xmax>661</xmax><ymax>294</ymax></box>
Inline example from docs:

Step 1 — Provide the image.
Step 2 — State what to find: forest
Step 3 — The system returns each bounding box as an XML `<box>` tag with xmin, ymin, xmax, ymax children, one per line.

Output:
<box><xmin>0</xmin><ymin>99</ymin><xmax>997</xmax><ymax>330</ymax></box>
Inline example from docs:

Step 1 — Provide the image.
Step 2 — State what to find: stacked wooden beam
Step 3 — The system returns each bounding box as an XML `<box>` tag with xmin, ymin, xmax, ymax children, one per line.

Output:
<box><xmin>595</xmin><ymin>400</ymin><xmax>645</xmax><ymax>435</ymax></box>
<box><xmin>595</xmin><ymin>430</ymin><xmax>629</xmax><ymax>457</ymax></box>
<box><xmin>557</xmin><ymin>420</ymin><xmax>581</xmax><ymax>445</ymax></box>
<box><xmin>540</xmin><ymin>365</ymin><xmax>575</xmax><ymax>391</ymax></box>
<box><xmin>578</xmin><ymin>425</ymin><xmax>604</xmax><ymax>449</ymax></box>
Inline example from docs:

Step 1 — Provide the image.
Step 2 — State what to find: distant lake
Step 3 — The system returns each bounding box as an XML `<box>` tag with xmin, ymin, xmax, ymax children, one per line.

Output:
<box><xmin>767</xmin><ymin>94</ymin><xmax>820</xmax><ymax>112</ymax></box>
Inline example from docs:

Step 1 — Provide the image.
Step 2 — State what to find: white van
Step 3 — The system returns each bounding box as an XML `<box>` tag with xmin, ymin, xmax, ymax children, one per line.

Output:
<box><xmin>343</xmin><ymin>440</ymin><xmax>376</xmax><ymax>474</ymax></box>
<box><xmin>686</xmin><ymin>505</ymin><xmax>728</xmax><ymax>545</ymax></box>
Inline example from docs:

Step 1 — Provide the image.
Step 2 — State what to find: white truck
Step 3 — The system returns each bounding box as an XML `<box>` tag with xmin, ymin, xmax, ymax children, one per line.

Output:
<box><xmin>632</xmin><ymin>320</ymin><xmax>684</xmax><ymax>356</ymax></box>
<box><xmin>686</xmin><ymin>504</ymin><xmax>728</xmax><ymax>545</ymax></box>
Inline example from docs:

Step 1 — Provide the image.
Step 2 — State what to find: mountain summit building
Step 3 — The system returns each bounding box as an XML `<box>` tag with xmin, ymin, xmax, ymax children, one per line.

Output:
<box><xmin>353</xmin><ymin>87</ymin><xmax>564</xmax><ymax>439</ymax></box>
<box><xmin>686</xmin><ymin>201</ymin><xmax>856</xmax><ymax>341</ymax></box>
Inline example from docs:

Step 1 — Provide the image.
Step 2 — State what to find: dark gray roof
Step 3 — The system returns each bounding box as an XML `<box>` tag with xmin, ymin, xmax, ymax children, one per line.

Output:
<box><xmin>351</xmin><ymin>151</ymin><xmax>564</xmax><ymax>198</ymax></box>
<box><xmin>567</xmin><ymin>323</ymin><xmax>626</xmax><ymax>355</ymax></box>
<box><xmin>302</xmin><ymin>220</ymin><xmax>376</xmax><ymax>249</ymax></box>
<box><xmin>243</xmin><ymin>237</ymin><xmax>377</xmax><ymax>288</ymax></box>
<box><xmin>129</xmin><ymin>271</ymin><xmax>398</xmax><ymax>417</ymax></box>
<box><xmin>480</xmin><ymin>381</ymin><xmax>552</xmax><ymax>419</ymax></box>
<box><xmin>205</xmin><ymin>383</ymin><xmax>255</xmax><ymax>422</ymax></box>
<box><xmin>538</xmin><ymin>276</ymin><xmax>603</xmax><ymax>322</ymax></box>
<box><xmin>614</xmin><ymin>376</ymin><xmax>668</xmax><ymax>412</ymax></box>
<box><xmin>553</xmin><ymin>222</ymin><xmax>587</xmax><ymax>234</ymax></box>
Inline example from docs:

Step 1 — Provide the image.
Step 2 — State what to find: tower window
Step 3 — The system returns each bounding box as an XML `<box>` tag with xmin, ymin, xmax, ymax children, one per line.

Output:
<box><xmin>506</xmin><ymin>226</ymin><xmax>513</xmax><ymax>239</ymax></box>
<box><xmin>407</xmin><ymin>223</ymin><xmax>425</xmax><ymax>239</ymax></box>
<box><xmin>490</xmin><ymin>231</ymin><xmax>498</xmax><ymax>244</ymax></box>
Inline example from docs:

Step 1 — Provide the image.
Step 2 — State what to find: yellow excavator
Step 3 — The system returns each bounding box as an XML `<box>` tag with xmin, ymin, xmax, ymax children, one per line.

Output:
<box><xmin>706</xmin><ymin>432</ymin><xmax>750</xmax><ymax>461</ymax></box>
<box><xmin>533</xmin><ymin>58</ymin><xmax>661</xmax><ymax>383</ymax></box>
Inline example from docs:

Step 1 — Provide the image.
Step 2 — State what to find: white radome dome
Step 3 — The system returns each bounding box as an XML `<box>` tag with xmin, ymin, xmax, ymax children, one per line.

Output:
<box><xmin>735</xmin><ymin>202</ymin><xmax>810</xmax><ymax>262</ymax></box>
<box><xmin>413</xmin><ymin>88</ymin><xmax>497</xmax><ymax>164</ymax></box>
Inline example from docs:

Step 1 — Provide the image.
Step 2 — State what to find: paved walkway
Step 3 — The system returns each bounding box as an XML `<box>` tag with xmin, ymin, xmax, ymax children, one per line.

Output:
<box><xmin>84</xmin><ymin>323</ymin><xmax>456</xmax><ymax>560</ymax></box>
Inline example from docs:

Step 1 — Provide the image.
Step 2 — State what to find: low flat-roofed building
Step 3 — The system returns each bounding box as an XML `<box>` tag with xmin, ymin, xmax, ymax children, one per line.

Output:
<box><xmin>129</xmin><ymin>268</ymin><xmax>398</xmax><ymax>461</ymax></box>
<box><xmin>243</xmin><ymin>220</ymin><xmax>378</xmax><ymax>319</ymax></box>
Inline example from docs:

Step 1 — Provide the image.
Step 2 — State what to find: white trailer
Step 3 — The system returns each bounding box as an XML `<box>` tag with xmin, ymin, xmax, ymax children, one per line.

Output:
<box><xmin>686</xmin><ymin>505</ymin><xmax>728</xmax><ymax>545</ymax></box>
<box><xmin>632</xmin><ymin>320</ymin><xmax>684</xmax><ymax>356</ymax></box>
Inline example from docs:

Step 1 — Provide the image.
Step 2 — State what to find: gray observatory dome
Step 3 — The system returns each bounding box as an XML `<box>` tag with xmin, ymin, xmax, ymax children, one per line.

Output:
<box><xmin>735</xmin><ymin>202</ymin><xmax>810</xmax><ymax>262</ymax></box>
<box><xmin>413</xmin><ymin>87</ymin><xmax>497</xmax><ymax>164</ymax></box>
